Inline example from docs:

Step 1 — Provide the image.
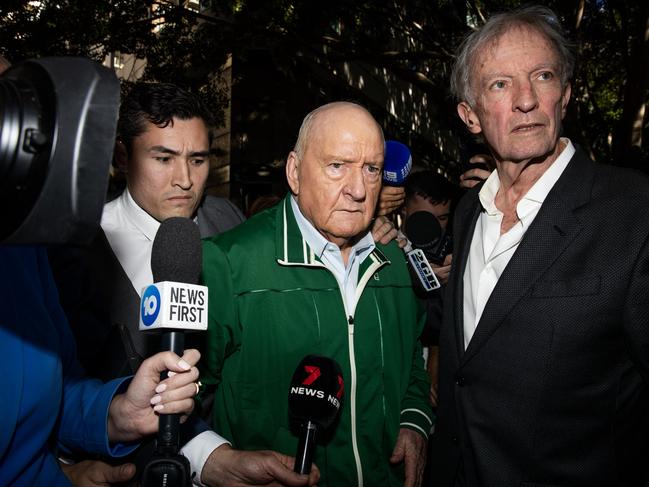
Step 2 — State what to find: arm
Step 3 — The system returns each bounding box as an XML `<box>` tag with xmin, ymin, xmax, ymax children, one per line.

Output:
<box><xmin>201</xmin><ymin>445</ymin><xmax>319</xmax><ymax>487</ymax></box>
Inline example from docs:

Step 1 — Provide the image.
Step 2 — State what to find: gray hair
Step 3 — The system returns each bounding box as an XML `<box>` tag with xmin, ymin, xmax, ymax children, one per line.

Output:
<box><xmin>450</xmin><ymin>5</ymin><xmax>575</xmax><ymax>106</ymax></box>
<box><xmin>293</xmin><ymin>102</ymin><xmax>384</xmax><ymax>159</ymax></box>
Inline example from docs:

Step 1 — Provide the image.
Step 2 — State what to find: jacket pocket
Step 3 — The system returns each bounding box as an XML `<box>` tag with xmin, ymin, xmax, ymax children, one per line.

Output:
<box><xmin>531</xmin><ymin>275</ymin><xmax>600</xmax><ymax>298</ymax></box>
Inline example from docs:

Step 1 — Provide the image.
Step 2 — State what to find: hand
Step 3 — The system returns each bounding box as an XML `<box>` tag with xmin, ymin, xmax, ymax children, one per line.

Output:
<box><xmin>460</xmin><ymin>154</ymin><xmax>493</xmax><ymax>189</ymax></box>
<box><xmin>371</xmin><ymin>215</ymin><xmax>401</xmax><ymax>246</ymax></box>
<box><xmin>201</xmin><ymin>444</ymin><xmax>320</xmax><ymax>486</ymax></box>
<box><xmin>107</xmin><ymin>349</ymin><xmax>200</xmax><ymax>443</ymax></box>
<box><xmin>427</xmin><ymin>345</ymin><xmax>439</xmax><ymax>407</ymax></box>
<box><xmin>60</xmin><ymin>460</ymin><xmax>136</xmax><ymax>486</ymax></box>
<box><xmin>376</xmin><ymin>186</ymin><xmax>406</xmax><ymax>216</ymax></box>
<box><xmin>430</xmin><ymin>253</ymin><xmax>452</xmax><ymax>285</ymax></box>
<box><xmin>390</xmin><ymin>428</ymin><xmax>427</xmax><ymax>487</ymax></box>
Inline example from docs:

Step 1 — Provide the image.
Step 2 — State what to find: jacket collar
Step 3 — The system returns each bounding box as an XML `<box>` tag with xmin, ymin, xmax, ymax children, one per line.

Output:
<box><xmin>274</xmin><ymin>194</ymin><xmax>390</xmax><ymax>270</ymax></box>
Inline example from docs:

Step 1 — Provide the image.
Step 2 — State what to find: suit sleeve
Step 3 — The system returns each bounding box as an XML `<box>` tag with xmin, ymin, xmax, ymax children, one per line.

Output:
<box><xmin>624</xmin><ymin>231</ymin><xmax>649</xmax><ymax>385</ymax></box>
<box><xmin>37</xmin><ymin>248</ymin><xmax>138</xmax><ymax>458</ymax></box>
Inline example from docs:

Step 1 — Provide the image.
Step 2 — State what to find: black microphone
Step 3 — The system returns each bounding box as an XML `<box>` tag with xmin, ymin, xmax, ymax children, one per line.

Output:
<box><xmin>288</xmin><ymin>355</ymin><xmax>344</xmax><ymax>475</ymax></box>
<box><xmin>140</xmin><ymin>217</ymin><xmax>206</xmax><ymax>487</ymax></box>
<box><xmin>404</xmin><ymin>211</ymin><xmax>453</xmax><ymax>266</ymax></box>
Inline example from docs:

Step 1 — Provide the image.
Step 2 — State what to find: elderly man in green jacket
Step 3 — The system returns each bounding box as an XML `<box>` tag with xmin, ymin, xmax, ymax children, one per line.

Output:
<box><xmin>201</xmin><ymin>102</ymin><xmax>432</xmax><ymax>486</ymax></box>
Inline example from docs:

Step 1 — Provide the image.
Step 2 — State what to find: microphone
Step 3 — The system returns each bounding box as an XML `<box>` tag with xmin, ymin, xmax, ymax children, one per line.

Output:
<box><xmin>404</xmin><ymin>211</ymin><xmax>453</xmax><ymax>266</ymax></box>
<box><xmin>383</xmin><ymin>140</ymin><xmax>412</xmax><ymax>186</ymax></box>
<box><xmin>288</xmin><ymin>355</ymin><xmax>344</xmax><ymax>475</ymax></box>
<box><xmin>140</xmin><ymin>217</ymin><xmax>207</xmax><ymax>487</ymax></box>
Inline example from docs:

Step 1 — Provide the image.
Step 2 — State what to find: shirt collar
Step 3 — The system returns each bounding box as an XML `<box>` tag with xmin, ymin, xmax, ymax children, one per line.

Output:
<box><xmin>478</xmin><ymin>138</ymin><xmax>575</xmax><ymax>215</ymax></box>
<box><xmin>120</xmin><ymin>188</ymin><xmax>160</xmax><ymax>242</ymax></box>
<box><xmin>289</xmin><ymin>195</ymin><xmax>375</xmax><ymax>263</ymax></box>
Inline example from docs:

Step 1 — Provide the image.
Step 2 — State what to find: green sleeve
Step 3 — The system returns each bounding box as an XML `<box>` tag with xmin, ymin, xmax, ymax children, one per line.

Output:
<box><xmin>199</xmin><ymin>238</ymin><xmax>240</xmax><ymax>389</ymax></box>
<box><xmin>399</xmin><ymin>299</ymin><xmax>434</xmax><ymax>438</ymax></box>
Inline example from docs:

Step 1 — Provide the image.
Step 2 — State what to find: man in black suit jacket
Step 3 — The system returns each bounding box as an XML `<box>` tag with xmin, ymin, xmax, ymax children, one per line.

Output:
<box><xmin>49</xmin><ymin>82</ymin><xmax>319</xmax><ymax>487</ymax></box>
<box><xmin>429</xmin><ymin>6</ymin><xmax>649</xmax><ymax>486</ymax></box>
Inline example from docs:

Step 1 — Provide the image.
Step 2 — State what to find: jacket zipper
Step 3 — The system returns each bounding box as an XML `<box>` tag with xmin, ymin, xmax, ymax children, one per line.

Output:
<box><xmin>347</xmin><ymin>315</ymin><xmax>363</xmax><ymax>487</ymax></box>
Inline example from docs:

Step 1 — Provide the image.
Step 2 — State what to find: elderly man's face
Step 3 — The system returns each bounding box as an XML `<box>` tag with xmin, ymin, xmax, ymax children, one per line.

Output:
<box><xmin>458</xmin><ymin>27</ymin><xmax>571</xmax><ymax>165</ymax></box>
<box><xmin>287</xmin><ymin>106</ymin><xmax>384</xmax><ymax>248</ymax></box>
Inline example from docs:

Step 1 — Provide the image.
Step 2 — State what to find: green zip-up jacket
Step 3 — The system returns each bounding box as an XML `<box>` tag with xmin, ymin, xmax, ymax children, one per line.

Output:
<box><xmin>200</xmin><ymin>196</ymin><xmax>433</xmax><ymax>486</ymax></box>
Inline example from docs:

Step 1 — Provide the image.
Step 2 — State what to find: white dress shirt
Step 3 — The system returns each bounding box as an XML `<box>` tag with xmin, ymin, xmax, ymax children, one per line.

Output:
<box><xmin>290</xmin><ymin>196</ymin><xmax>375</xmax><ymax>317</ymax></box>
<box><xmin>462</xmin><ymin>139</ymin><xmax>575</xmax><ymax>349</ymax></box>
<box><xmin>102</xmin><ymin>188</ymin><xmax>228</xmax><ymax>485</ymax></box>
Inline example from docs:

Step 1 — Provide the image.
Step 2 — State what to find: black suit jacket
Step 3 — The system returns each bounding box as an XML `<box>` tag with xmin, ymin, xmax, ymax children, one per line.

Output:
<box><xmin>429</xmin><ymin>149</ymin><xmax>649</xmax><ymax>487</ymax></box>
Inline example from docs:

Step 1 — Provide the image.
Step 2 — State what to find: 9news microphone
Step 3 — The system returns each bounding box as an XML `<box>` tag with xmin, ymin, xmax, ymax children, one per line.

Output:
<box><xmin>383</xmin><ymin>140</ymin><xmax>412</xmax><ymax>186</ymax></box>
<box><xmin>139</xmin><ymin>217</ymin><xmax>208</xmax><ymax>487</ymax></box>
<box><xmin>288</xmin><ymin>355</ymin><xmax>344</xmax><ymax>475</ymax></box>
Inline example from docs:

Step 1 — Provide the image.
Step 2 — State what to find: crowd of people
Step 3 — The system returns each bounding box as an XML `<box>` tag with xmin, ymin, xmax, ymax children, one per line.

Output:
<box><xmin>1</xmin><ymin>4</ymin><xmax>648</xmax><ymax>487</ymax></box>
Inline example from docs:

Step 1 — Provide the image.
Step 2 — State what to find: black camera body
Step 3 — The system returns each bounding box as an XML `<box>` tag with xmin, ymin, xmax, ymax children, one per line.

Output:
<box><xmin>0</xmin><ymin>57</ymin><xmax>119</xmax><ymax>244</ymax></box>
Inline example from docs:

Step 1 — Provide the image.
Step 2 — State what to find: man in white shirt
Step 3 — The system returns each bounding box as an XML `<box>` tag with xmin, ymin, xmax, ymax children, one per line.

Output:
<box><xmin>429</xmin><ymin>6</ymin><xmax>649</xmax><ymax>487</ymax></box>
<box><xmin>49</xmin><ymin>82</ymin><xmax>319</xmax><ymax>486</ymax></box>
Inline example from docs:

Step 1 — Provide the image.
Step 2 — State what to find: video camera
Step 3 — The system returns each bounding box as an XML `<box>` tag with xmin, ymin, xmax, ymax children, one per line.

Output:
<box><xmin>0</xmin><ymin>56</ymin><xmax>120</xmax><ymax>245</ymax></box>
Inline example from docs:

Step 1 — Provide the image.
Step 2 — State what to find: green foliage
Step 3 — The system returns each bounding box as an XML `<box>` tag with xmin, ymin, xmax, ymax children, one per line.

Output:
<box><xmin>0</xmin><ymin>0</ymin><xmax>647</xmax><ymax>168</ymax></box>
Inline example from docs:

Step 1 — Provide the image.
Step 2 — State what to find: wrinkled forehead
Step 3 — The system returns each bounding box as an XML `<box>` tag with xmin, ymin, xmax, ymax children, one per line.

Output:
<box><xmin>476</xmin><ymin>25</ymin><xmax>558</xmax><ymax>70</ymax></box>
<box><xmin>307</xmin><ymin>106</ymin><xmax>384</xmax><ymax>157</ymax></box>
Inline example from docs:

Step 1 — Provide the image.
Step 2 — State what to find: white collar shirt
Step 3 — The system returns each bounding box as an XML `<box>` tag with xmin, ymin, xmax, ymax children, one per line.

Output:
<box><xmin>462</xmin><ymin>139</ymin><xmax>575</xmax><ymax>349</ymax></box>
<box><xmin>101</xmin><ymin>188</ymin><xmax>160</xmax><ymax>297</ymax></box>
<box><xmin>290</xmin><ymin>196</ymin><xmax>375</xmax><ymax>317</ymax></box>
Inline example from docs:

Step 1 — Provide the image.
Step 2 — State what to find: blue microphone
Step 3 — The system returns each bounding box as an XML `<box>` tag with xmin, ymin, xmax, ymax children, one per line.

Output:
<box><xmin>383</xmin><ymin>140</ymin><xmax>412</xmax><ymax>185</ymax></box>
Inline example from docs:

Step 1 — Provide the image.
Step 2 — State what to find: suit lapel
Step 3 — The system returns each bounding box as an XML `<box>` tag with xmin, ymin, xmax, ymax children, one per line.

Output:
<box><xmin>460</xmin><ymin>150</ymin><xmax>595</xmax><ymax>366</ymax></box>
<box><xmin>453</xmin><ymin>192</ymin><xmax>482</xmax><ymax>358</ymax></box>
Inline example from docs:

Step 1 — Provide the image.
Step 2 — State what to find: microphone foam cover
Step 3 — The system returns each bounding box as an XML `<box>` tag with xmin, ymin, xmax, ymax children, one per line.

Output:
<box><xmin>383</xmin><ymin>140</ymin><xmax>412</xmax><ymax>185</ymax></box>
<box><xmin>404</xmin><ymin>211</ymin><xmax>442</xmax><ymax>248</ymax></box>
<box><xmin>151</xmin><ymin>217</ymin><xmax>202</xmax><ymax>285</ymax></box>
<box><xmin>288</xmin><ymin>355</ymin><xmax>344</xmax><ymax>431</ymax></box>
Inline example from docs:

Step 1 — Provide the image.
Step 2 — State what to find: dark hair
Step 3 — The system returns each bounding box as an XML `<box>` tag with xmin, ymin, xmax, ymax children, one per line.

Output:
<box><xmin>117</xmin><ymin>82</ymin><xmax>214</xmax><ymax>154</ymax></box>
<box><xmin>450</xmin><ymin>5</ymin><xmax>575</xmax><ymax>106</ymax></box>
<box><xmin>405</xmin><ymin>170</ymin><xmax>459</xmax><ymax>206</ymax></box>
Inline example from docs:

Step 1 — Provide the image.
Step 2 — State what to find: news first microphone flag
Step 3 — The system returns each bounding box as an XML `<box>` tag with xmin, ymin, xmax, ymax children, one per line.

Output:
<box><xmin>139</xmin><ymin>217</ymin><xmax>208</xmax><ymax>333</ymax></box>
<box><xmin>140</xmin><ymin>281</ymin><xmax>207</xmax><ymax>331</ymax></box>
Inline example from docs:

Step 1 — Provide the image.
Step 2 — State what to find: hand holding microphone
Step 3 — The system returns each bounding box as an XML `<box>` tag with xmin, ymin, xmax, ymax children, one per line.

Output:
<box><xmin>139</xmin><ymin>217</ymin><xmax>208</xmax><ymax>487</ymax></box>
<box><xmin>376</xmin><ymin>140</ymin><xmax>412</xmax><ymax>217</ymax></box>
<box><xmin>288</xmin><ymin>355</ymin><xmax>344</xmax><ymax>475</ymax></box>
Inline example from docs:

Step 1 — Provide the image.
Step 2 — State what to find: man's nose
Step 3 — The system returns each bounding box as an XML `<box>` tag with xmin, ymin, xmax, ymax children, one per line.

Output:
<box><xmin>172</xmin><ymin>160</ymin><xmax>192</xmax><ymax>189</ymax></box>
<box><xmin>344</xmin><ymin>167</ymin><xmax>367</xmax><ymax>201</ymax></box>
<box><xmin>513</xmin><ymin>79</ymin><xmax>539</xmax><ymax>113</ymax></box>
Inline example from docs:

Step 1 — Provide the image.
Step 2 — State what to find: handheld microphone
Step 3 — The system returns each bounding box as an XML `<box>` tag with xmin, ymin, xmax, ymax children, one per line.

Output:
<box><xmin>288</xmin><ymin>355</ymin><xmax>344</xmax><ymax>475</ymax></box>
<box><xmin>383</xmin><ymin>140</ymin><xmax>412</xmax><ymax>186</ymax></box>
<box><xmin>140</xmin><ymin>217</ymin><xmax>207</xmax><ymax>487</ymax></box>
<box><xmin>404</xmin><ymin>210</ymin><xmax>453</xmax><ymax>266</ymax></box>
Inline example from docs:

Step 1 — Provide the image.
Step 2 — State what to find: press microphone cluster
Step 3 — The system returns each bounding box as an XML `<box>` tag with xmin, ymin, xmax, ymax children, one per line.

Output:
<box><xmin>288</xmin><ymin>355</ymin><xmax>344</xmax><ymax>475</ymax></box>
<box><xmin>139</xmin><ymin>217</ymin><xmax>208</xmax><ymax>487</ymax></box>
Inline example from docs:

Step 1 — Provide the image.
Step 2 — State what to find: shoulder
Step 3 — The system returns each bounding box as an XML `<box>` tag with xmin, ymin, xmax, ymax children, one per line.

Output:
<box><xmin>203</xmin><ymin>203</ymin><xmax>278</xmax><ymax>254</ymax></box>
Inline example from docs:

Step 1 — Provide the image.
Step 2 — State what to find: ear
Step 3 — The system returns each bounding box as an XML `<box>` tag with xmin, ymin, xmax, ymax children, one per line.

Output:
<box><xmin>113</xmin><ymin>141</ymin><xmax>128</xmax><ymax>175</ymax></box>
<box><xmin>286</xmin><ymin>151</ymin><xmax>300</xmax><ymax>195</ymax></box>
<box><xmin>560</xmin><ymin>82</ymin><xmax>571</xmax><ymax>119</ymax></box>
<box><xmin>457</xmin><ymin>102</ymin><xmax>482</xmax><ymax>135</ymax></box>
